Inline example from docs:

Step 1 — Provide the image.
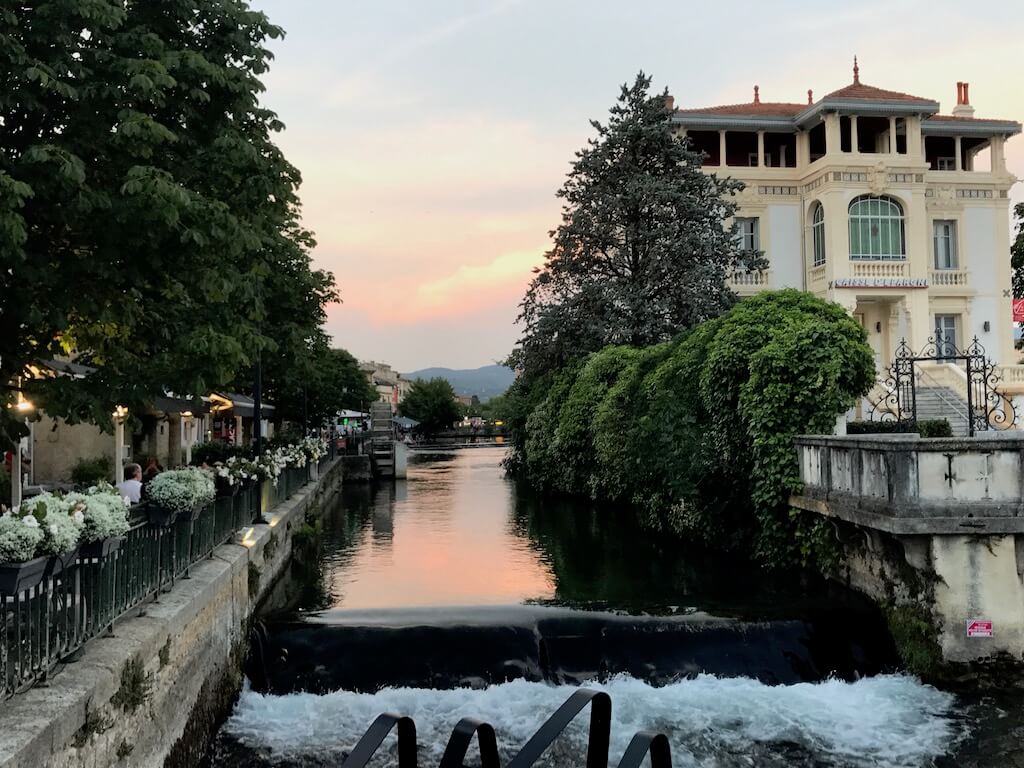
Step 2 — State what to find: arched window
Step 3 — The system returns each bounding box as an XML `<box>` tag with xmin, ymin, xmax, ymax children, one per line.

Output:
<box><xmin>848</xmin><ymin>195</ymin><xmax>905</xmax><ymax>260</ymax></box>
<box><xmin>811</xmin><ymin>203</ymin><xmax>826</xmax><ymax>267</ymax></box>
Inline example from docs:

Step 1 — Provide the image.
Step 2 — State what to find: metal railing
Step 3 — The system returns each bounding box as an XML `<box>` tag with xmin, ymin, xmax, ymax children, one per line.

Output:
<box><xmin>0</xmin><ymin>462</ymin><xmax>323</xmax><ymax>698</ymax></box>
<box><xmin>341</xmin><ymin>689</ymin><xmax>672</xmax><ymax>768</ymax></box>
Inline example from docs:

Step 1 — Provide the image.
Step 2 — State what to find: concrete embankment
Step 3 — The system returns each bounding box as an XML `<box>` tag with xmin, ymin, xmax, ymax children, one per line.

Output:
<box><xmin>0</xmin><ymin>458</ymin><xmax>344</xmax><ymax>768</ymax></box>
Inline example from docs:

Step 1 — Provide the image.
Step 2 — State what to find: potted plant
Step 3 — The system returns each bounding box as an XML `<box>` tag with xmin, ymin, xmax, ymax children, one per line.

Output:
<box><xmin>146</xmin><ymin>468</ymin><xmax>215</xmax><ymax>526</ymax></box>
<box><xmin>66</xmin><ymin>484</ymin><xmax>131</xmax><ymax>559</ymax></box>
<box><xmin>0</xmin><ymin>512</ymin><xmax>47</xmax><ymax>593</ymax></box>
<box><xmin>18</xmin><ymin>493</ymin><xmax>83</xmax><ymax>578</ymax></box>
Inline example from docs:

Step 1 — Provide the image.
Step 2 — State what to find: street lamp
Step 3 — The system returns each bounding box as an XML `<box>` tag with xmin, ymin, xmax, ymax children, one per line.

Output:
<box><xmin>112</xmin><ymin>406</ymin><xmax>128</xmax><ymax>484</ymax></box>
<box><xmin>8</xmin><ymin>394</ymin><xmax>35</xmax><ymax>510</ymax></box>
<box><xmin>182</xmin><ymin>411</ymin><xmax>194</xmax><ymax>465</ymax></box>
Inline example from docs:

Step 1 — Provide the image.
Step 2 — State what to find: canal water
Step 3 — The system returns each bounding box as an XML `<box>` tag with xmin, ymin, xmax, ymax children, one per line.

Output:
<box><xmin>207</xmin><ymin>447</ymin><xmax>1018</xmax><ymax>767</ymax></box>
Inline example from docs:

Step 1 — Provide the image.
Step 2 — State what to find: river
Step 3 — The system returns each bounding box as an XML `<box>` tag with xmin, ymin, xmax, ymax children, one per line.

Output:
<box><xmin>206</xmin><ymin>447</ymin><xmax>1022</xmax><ymax>767</ymax></box>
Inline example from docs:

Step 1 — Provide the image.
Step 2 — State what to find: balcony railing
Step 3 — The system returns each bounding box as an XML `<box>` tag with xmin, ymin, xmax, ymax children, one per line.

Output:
<box><xmin>850</xmin><ymin>260</ymin><xmax>907</xmax><ymax>279</ymax></box>
<box><xmin>728</xmin><ymin>269</ymin><xmax>771</xmax><ymax>293</ymax></box>
<box><xmin>930</xmin><ymin>268</ymin><xmax>969</xmax><ymax>288</ymax></box>
<box><xmin>808</xmin><ymin>264</ymin><xmax>826</xmax><ymax>287</ymax></box>
<box><xmin>0</xmin><ymin>457</ymin><xmax>330</xmax><ymax>698</ymax></box>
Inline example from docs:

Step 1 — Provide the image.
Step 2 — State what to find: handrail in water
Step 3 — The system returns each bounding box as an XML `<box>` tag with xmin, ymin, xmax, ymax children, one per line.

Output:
<box><xmin>341</xmin><ymin>712</ymin><xmax>418</xmax><ymax>768</ymax></box>
<box><xmin>439</xmin><ymin>717</ymin><xmax>500</xmax><ymax>768</ymax></box>
<box><xmin>616</xmin><ymin>731</ymin><xmax>672</xmax><ymax>768</ymax></box>
<box><xmin>507</xmin><ymin>689</ymin><xmax>611</xmax><ymax>768</ymax></box>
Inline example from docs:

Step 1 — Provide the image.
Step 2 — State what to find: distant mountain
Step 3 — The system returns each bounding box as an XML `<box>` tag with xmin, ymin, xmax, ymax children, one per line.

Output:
<box><xmin>403</xmin><ymin>364</ymin><xmax>514</xmax><ymax>401</ymax></box>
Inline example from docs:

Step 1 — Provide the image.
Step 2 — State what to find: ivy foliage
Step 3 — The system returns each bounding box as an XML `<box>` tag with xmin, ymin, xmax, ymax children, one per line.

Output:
<box><xmin>510</xmin><ymin>290</ymin><xmax>875</xmax><ymax>567</ymax></box>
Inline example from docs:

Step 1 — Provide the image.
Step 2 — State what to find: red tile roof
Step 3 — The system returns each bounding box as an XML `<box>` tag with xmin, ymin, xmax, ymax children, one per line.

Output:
<box><xmin>675</xmin><ymin>102</ymin><xmax>807</xmax><ymax>117</ymax></box>
<box><xmin>926</xmin><ymin>114</ymin><xmax>1017</xmax><ymax>123</ymax></box>
<box><xmin>823</xmin><ymin>81</ymin><xmax>933</xmax><ymax>103</ymax></box>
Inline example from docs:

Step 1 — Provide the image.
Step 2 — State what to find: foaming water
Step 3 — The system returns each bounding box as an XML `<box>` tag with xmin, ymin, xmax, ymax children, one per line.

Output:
<box><xmin>220</xmin><ymin>674</ymin><xmax>959</xmax><ymax>767</ymax></box>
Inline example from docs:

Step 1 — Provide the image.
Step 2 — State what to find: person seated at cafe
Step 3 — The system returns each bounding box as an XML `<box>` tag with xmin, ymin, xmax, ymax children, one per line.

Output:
<box><xmin>118</xmin><ymin>463</ymin><xmax>143</xmax><ymax>504</ymax></box>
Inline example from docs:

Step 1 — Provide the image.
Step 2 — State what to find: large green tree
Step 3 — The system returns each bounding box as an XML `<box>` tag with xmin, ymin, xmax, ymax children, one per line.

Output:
<box><xmin>0</xmin><ymin>1</ymin><xmax>332</xmax><ymax>443</ymax></box>
<box><xmin>399</xmin><ymin>378</ymin><xmax>461</xmax><ymax>438</ymax></box>
<box><xmin>508</xmin><ymin>72</ymin><xmax>759</xmax><ymax>380</ymax></box>
<box><xmin>1011</xmin><ymin>203</ymin><xmax>1024</xmax><ymax>300</ymax></box>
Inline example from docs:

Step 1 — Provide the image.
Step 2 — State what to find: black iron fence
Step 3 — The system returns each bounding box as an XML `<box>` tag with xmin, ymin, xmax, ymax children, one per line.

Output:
<box><xmin>0</xmin><ymin>458</ymin><xmax>329</xmax><ymax>699</ymax></box>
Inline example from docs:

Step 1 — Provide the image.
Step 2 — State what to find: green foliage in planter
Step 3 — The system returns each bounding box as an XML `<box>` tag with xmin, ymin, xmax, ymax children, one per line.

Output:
<box><xmin>191</xmin><ymin>442</ymin><xmax>252</xmax><ymax>467</ymax></box>
<box><xmin>510</xmin><ymin>290</ymin><xmax>876</xmax><ymax>568</ymax></box>
<box><xmin>846</xmin><ymin>419</ymin><xmax>953</xmax><ymax>438</ymax></box>
<box><xmin>70</xmin><ymin>456</ymin><xmax>112</xmax><ymax>486</ymax></box>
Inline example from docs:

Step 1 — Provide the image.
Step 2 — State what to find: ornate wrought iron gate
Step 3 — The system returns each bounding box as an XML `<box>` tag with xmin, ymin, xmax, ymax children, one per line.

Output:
<box><xmin>869</xmin><ymin>333</ymin><xmax>1015</xmax><ymax>436</ymax></box>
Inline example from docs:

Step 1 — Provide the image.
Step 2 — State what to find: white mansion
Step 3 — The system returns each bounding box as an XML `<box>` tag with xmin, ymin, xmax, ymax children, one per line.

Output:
<box><xmin>671</xmin><ymin>61</ymin><xmax>1021</xmax><ymax>387</ymax></box>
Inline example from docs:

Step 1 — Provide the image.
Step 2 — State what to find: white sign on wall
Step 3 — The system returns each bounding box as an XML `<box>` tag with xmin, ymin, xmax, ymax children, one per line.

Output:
<box><xmin>833</xmin><ymin>278</ymin><xmax>929</xmax><ymax>289</ymax></box>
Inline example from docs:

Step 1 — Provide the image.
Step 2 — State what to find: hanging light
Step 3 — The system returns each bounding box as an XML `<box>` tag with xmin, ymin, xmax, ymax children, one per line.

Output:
<box><xmin>113</xmin><ymin>405</ymin><xmax>128</xmax><ymax>420</ymax></box>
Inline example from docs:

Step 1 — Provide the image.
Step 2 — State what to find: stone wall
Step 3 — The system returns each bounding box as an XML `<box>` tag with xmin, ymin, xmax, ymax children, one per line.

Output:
<box><xmin>0</xmin><ymin>458</ymin><xmax>344</xmax><ymax>768</ymax></box>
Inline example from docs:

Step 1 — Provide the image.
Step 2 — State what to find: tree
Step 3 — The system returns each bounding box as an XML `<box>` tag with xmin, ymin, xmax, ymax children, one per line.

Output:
<box><xmin>508</xmin><ymin>72</ymin><xmax>759</xmax><ymax>380</ymax></box>
<box><xmin>0</xmin><ymin>1</ymin><xmax>331</xmax><ymax>444</ymax></box>
<box><xmin>1012</xmin><ymin>203</ymin><xmax>1024</xmax><ymax>299</ymax></box>
<box><xmin>399</xmin><ymin>378</ymin><xmax>461</xmax><ymax>437</ymax></box>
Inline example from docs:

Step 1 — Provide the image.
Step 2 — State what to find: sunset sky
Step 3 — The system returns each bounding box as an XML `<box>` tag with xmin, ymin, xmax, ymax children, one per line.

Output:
<box><xmin>252</xmin><ymin>0</ymin><xmax>1024</xmax><ymax>372</ymax></box>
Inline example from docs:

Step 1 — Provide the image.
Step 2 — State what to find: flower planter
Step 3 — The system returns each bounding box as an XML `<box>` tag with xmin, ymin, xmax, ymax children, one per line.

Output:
<box><xmin>79</xmin><ymin>536</ymin><xmax>125</xmax><ymax>560</ymax></box>
<box><xmin>0</xmin><ymin>556</ymin><xmax>49</xmax><ymax>594</ymax></box>
<box><xmin>45</xmin><ymin>546</ymin><xmax>80</xmax><ymax>578</ymax></box>
<box><xmin>148</xmin><ymin>505</ymin><xmax>178</xmax><ymax>528</ymax></box>
<box><xmin>188</xmin><ymin>503</ymin><xmax>206</xmax><ymax>523</ymax></box>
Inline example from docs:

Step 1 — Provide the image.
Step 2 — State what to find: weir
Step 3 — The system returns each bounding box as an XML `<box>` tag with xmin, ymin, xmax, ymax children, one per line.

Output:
<box><xmin>792</xmin><ymin>432</ymin><xmax>1024</xmax><ymax>663</ymax></box>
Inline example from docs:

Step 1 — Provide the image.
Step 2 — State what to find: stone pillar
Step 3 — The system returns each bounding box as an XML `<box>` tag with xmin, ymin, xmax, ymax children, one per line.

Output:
<box><xmin>234</xmin><ymin>415</ymin><xmax>243</xmax><ymax>446</ymax></box>
<box><xmin>796</xmin><ymin>131</ymin><xmax>810</xmax><ymax>167</ymax></box>
<box><xmin>113</xmin><ymin>418</ymin><xmax>124</xmax><ymax>483</ymax></box>
<box><xmin>11</xmin><ymin>441</ymin><xmax>22</xmax><ymax>508</ymax></box>
<box><xmin>850</xmin><ymin>115</ymin><xmax>858</xmax><ymax>154</ymax></box>
<box><xmin>906</xmin><ymin>116</ymin><xmax>923</xmax><ymax>159</ymax></box>
<box><xmin>757</xmin><ymin>130</ymin><xmax>765</xmax><ymax>167</ymax></box>
<box><xmin>718</xmin><ymin>129</ymin><xmax>727</xmax><ymax>167</ymax></box>
<box><xmin>168</xmin><ymin>416</ymin><xmax>182</xmax><ymax>468</ymax></box>
<box><xmin>824</xmin><ymin>114</ymin><xmax>840</xmax><ymax>157</ymax></box>
<box><xmin>954</xmin><ymin>136</ymin><xmax>962</xmax><ymax>171</ymax></box>
<box><xmin>889</xmin><ymin>117</ymin><xmax>898</xmax><ymax>154</ymax></box>
<box><xmin>991</xmin><ymin>136</ymin><xmax>1006</xmax><ymax>174</ymax></box>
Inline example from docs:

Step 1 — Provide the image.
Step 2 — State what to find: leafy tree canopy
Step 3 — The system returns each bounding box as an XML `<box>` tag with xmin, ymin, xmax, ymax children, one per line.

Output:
<box><xmin>509</xmin><ymin>290</ymin><xmax>875</xmax><ymax>569</ymax></box>
<box><xmin>508</xmin><ymin>72</ymin><xmax>760</xmax><ymax>380</ymax></box>
<box><xmin>0</xmin><ymin>0</ymin><xmax>334</xmax><ymax>443</ymax></box>
<box><xmin>399</xmin><ymin>378</ymin><xmax>461</xmax><ymax>437</ymax></box>
<box><xmin>1012</xmin><ymin>203</ymin><xmax>1024</xmax><ymax>300</ymax></box>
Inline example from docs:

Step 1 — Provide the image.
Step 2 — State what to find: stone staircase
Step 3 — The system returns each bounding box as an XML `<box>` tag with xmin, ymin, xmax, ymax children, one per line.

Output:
<box><xmin>914</xmin><ymin>384</ymin><xmax>969</xmax><ymax>436</ymax></box>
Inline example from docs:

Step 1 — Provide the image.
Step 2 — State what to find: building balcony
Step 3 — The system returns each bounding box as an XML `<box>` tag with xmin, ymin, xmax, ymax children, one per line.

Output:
<box><xmin>729</xmin><ymin>269</ymin><xmax>771</xmax><ymax>295</ymax></box>
<box><xmin>850</xmin><ymin>260</ymin><xmax>907</xmax><ymax>279</ymax></box>
<box><xmin>807</xmin><ymin>264</ymin><xmax>827</xmax><ymax>291</ymax></box>
<box><xmin>930</xmin><ymin>267</ymin><xmax>969</xmax><ymax>290</ymax></box>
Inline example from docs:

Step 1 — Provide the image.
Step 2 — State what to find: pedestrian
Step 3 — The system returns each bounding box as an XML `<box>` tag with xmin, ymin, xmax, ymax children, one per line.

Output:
<box><xmin>142</xmin><ymin>457</ymin><xmax>162</xmax><ymax>483</ymax></box>
<box><xmin>118</xmin><ymin>463</ymin><xmax>143</xmax><ymax>504</ymax></box>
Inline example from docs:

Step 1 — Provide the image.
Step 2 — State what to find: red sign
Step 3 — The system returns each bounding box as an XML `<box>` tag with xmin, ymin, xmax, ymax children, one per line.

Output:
<box><xmin>1014</xmin><ymin>300</ymin><xmax>1024</xmax><ymax>323</ymax></box>
<box><xmin>967</xmin><ymin>619</ymin><xmax>993</xmax><ymax>638</ymax></box>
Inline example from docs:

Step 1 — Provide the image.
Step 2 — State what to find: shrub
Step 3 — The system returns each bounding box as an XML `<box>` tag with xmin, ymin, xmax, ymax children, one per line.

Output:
<box><xmin>70</xmin><ymin>456</ymin><xmax>112</xmax><ymax>486</ymax></box>
<box><xmin>20</xmin><ymin>493</ymin><xmax>83</xmax><ymax>555</ymax></box>
<box><xmin>64</xmin><ymin>485</ymin><xmax>131</xmax><ymax>543</ymax></box>
<box><xmin>513</xmin><ymin>289</ymin><xmax>877</xmax><ymax>569</ymax></box>
<box><xmin>846</xmin><ymin>419</ymin><xmax>953</xmax><ymax>438</ymax></box>
<box><xmin>0</xmin><ymin>513</ymin><xmax>44</xmax><ymax>562</ymax></box>
<box><xmin>146</xmin><ymin>468</ymin><xmax>215</xmax><ymax>516</ymax></box>
<box><xmin>191</xmin><ymin>441</ymin><xmax>251</xmax><ymax>466</ymax></box>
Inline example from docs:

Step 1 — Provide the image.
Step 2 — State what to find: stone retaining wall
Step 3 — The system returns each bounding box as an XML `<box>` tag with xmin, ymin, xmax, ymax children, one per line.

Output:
<box><xmin>0</xmin><ymin>458</ymin><xmax>344</xmax><ymax>768</ymax></box>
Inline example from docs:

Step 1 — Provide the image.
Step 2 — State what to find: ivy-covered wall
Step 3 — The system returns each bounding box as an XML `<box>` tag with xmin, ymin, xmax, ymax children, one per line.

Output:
<box><xmin>507</xmin><ymin>289</ymin><xmax>876</xmax><ymax>569</ymax></box>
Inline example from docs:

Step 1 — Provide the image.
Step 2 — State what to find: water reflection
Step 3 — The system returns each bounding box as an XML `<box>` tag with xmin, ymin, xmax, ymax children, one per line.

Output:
<box><xmin>300</xmin><ymin>448</ymin><xmax>879</xmax><ymax>624</ymax></box>
<box><xmin>315</xmin><ymin>448</ymin><xmax>556</xmax><ymax>609</ymax></box>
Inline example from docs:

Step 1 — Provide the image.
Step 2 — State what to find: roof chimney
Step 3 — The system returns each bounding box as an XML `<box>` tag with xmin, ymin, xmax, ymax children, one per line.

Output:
<box><xmin>753</xmin><ymin>85</ymin><xmax>760</xmax><ymax>104</ymax></box>
<box><xmin>952</xmin><ymin>81</ymin><xmax>975</xmax><ymax>118</ymax></box>
<box><xmin>664</xmin><ymin>94</ymin><xmax>675</xmax><ymax>111</ymax></box>
<box><xmin>807</xmin><ymin>89</ymin><xmax>813</xmax><ymax>105</ymax></box>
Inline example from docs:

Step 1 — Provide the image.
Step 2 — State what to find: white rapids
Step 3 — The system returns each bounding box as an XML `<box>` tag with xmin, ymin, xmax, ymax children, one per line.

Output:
<box><xmin>222</xmin><ymin>674</ymin><xmax>962</xmax><ymax>767</ymax></box>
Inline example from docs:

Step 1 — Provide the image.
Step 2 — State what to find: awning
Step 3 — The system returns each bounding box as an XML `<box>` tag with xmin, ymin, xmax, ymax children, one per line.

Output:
<box><xmin>210</xmin><ymin>392</ymin><xmax>275</xmax><ymax>419</ymax></box>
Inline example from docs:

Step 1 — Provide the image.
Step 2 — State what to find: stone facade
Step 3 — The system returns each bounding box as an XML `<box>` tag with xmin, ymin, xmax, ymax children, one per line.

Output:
<box><xmin>793</xmin><ymin>433</ymin><xmax>1024</xmax><ymax>663</ymax></box>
